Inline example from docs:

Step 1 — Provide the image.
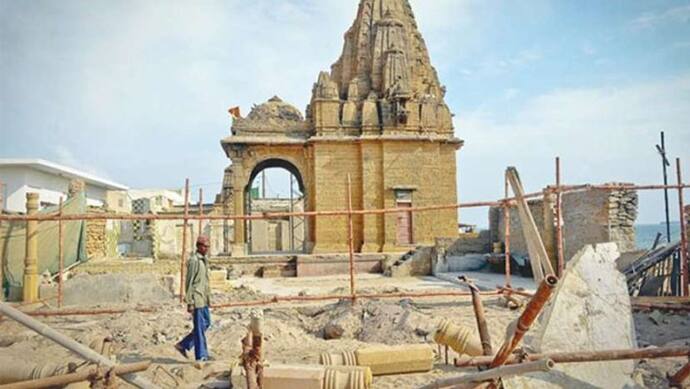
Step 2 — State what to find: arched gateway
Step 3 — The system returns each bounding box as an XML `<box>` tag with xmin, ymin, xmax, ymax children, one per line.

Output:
<box><xmin>221</xmin><ymin>0</ymin><xmax>463</xmax><ymax>257</ymax></box>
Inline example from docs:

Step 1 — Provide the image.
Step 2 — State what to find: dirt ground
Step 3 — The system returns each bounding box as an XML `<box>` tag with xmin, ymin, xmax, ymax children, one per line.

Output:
<box><xmin>1</xmin><ymin>269</ymin><xmax>689</xmax><ymax>388</ymax></box>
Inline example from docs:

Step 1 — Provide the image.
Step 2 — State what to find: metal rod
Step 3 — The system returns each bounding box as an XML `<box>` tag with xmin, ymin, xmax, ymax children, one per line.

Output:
<box><xmin>490</xmin><ymin>275</ymin><xmax>559</xmax><ymax>368</ymax></box>
<box><xmin>211</xmin><ymin>289</ymin><xmax>506</xmax><ymax>309</ymax></box>
<box><xmin>669</xmin><ymin>359</ymin><xmax>690</xmax><ymax>388</ymax></box>
<box><xmin>455</xmin><ymin>346</ymin><xmax>690</xmax><ymax>368</ymax></box>
<box><xmin>179</xmin><ymin>179</ymin><xmax>190</xmax><ymax>304</ymax></box>
<box><xmin>461</xmin><ymin>276</ymin><xmax>493</xmax><ymax>356</ymax></box>
<box><xmin>4</xmin><ymin>183</ymin><xmax>690</xmax><ymax>223</ymax></box>
<box><xmin>347</xmin><ymin>174</ymin><xmax>356</xmax><ymax>301</ymax></box>
<box><xmin>0</xmin><ymin>361</ymin><xmax>151</xmax><ymax>389</ymax></box>
<box><xmin>198</xmin><ymin>188</ymin><xmax>203</xmax><ymax>239</ymax></box>
<box><xmin>421</xmin><ymin>359</ymin><xmax>554</xmax><ymax>389</ymax></box>
<box><xmin>659</xmin><ymin>132</ymin><xmax>672</xmax><ymax>244</ymax></box>
<box><xmin>677</xmin><ymin>158</ymin><xmax>689</xmax><ymax>297</ymax></box>
<box><xmin>21</xmin><ymin>307</ymin><xmax>156</xmax><ymax>317</ymax></box>
<box><xmin>555</xmin><ymin>157</ymin><xmax>565</xmax><ymax>277</ymax></box>
<box><xmin>58</xmin><ymin>197</ymin><xmax>64</xmax><ymax>309</ymax></box>
<box><xmin>504</xmin><ymin>175</ymin><xmax>511</xmax><ymax>288</ymax></box>
<box><xmin>0</xmin><ymin>302</ymin><xmax>158</xmax><ymax>389</ymax></box>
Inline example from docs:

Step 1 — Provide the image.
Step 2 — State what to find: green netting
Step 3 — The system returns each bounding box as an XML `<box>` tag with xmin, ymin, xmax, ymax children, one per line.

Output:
<box><xmin>1</xmin><ymin>192</ymin><xmax>87</xmax><ymax>298</ymax></box>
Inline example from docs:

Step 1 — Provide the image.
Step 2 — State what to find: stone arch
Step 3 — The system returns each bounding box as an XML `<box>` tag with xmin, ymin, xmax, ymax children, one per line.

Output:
<box><xmin>243</xmin><ymin>157</ymin><xmax>308</xmax><ymax>255</ymax></box>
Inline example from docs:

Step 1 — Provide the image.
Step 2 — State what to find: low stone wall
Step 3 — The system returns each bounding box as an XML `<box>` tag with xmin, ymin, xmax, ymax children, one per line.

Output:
<box><xmin>489</xmin><ymin>187</ymin><xmax>638</xmax><ymax>263</ymax></box>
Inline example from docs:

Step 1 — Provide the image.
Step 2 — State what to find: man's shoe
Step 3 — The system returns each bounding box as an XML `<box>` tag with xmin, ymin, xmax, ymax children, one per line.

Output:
<box><xmin>174</xmin><ymin>343</ymin><xmax>188</xmax><ymax>359</ymax></box>
<box><xmin>199</xmin><ymin>355</ymin><xmax>215</xmax><ymax>362</ymax></box>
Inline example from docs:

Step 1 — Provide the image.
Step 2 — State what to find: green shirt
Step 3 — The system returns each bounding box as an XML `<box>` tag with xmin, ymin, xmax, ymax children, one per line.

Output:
<box><xmin>184</xmin><ymin>252</ymin><xmax>211</xmax><ymax>308</ymax></box>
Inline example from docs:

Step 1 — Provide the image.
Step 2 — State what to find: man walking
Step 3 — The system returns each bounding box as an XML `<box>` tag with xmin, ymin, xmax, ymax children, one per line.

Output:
<box><xmin>175</xmin><ymin>235</ymin><xmax>212</xmax><ymax>361</ymax></box>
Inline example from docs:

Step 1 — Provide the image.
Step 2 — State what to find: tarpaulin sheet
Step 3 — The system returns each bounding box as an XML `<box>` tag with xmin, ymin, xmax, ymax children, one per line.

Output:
<box><xmin>1</xmin><ymin>193</ymin><xmax>87</xmax><ymax>297</ymax></box>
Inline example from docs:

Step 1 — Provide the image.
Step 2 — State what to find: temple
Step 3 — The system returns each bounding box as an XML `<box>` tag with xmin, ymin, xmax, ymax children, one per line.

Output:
<box><xmin>220</xmin><ymin>0</ymin><xmax>463</xmax><ymax>256</ymax></box>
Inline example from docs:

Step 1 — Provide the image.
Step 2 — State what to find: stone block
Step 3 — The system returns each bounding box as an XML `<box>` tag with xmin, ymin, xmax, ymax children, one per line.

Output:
<box><xmin>504</xmin><ymin>243</ymin><xmax>637</xmax><ymax>389</ymax></box>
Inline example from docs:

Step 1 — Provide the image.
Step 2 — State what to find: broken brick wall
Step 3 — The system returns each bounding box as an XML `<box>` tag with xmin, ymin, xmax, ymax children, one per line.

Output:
<box><xmin>489</xmin><ymin>187</ymin><xmax>638</xmax><ymax>263</ymax></box>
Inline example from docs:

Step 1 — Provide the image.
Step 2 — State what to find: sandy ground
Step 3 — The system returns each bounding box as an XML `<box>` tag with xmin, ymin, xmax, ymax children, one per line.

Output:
<box><xmin>1</xmin><ymin>271</ymin><xmax>689</xmax><ymax>388</ymax></box>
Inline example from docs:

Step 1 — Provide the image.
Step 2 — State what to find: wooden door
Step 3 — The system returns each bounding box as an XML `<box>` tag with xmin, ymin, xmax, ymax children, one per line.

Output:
<box><xmin>396</xmin><ymin>202</ymin><xmax>413</xmax><ymax>245</ymax></box>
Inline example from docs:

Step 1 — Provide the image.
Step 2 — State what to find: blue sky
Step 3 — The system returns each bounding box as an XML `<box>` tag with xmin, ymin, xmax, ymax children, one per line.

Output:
<box><xmin>1</xmin><ymin>0</ymin><xmax>689</xmax><ymax>226</ymax></box>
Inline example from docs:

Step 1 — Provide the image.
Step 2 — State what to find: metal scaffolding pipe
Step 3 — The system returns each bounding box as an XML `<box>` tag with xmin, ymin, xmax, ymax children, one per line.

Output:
<box><xmin>347</xmin><ymin>174</ymin><xmax>356</xmax><ymax>301</ymax></box>
<box><xmin>420</xmin><ymin>359</ymin><xmax>554</xmax><ymax>389</ymax></box>
<box><xmin>669</xmin><ymin>359</ymin><xmax>690</xmax><ymax>388</ymax></box>
<box><xmin>504</xmin><ymin>175</ymin><xmax>512</xmax><ymax>288</ymax></box>
<box><xmin>490</xmin><ymin>275</ymin><xmax>559</xmax><ymax>368</ymax></box>
<box><xmin>0</xmin><ymin>302</ymin><xmax>158</xmax><ymax>389</ymax></box>
<box><xmin>0</xmin><ymin>361</ymin><xmax>151</xmax><ymax>389</ymax></box>
<box><xmin>57</xmin><ymin>197</ymin><xmax>64</xmax><ymax>308</ymax></box>
<box><xmin>179</xmin><ymin>178</ymin><xmax>190</xmax><ymax>304</ymax></box>
<box><xmin>461</xmin><ymin>276</ymin><xmax>492</xmax><ymax>356</ymax></box>
<box><xmin>555</xmin><ymin>157</ymin><xmax>565</xmax><ymax>277</ymax></box>
<box><xmin>454</xmin><ymin>346</ymin><xmax>690</xmax><ymax>367</ymax></box>
<box><xmin>676</xmin><ymin>158</ymin><xmax>689</xmax><ymax>296</ymax></box>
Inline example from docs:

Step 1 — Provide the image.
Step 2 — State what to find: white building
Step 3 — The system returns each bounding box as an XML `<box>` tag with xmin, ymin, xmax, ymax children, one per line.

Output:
<box><xmin>0</xmin><ymin>159</ymin><xmax>128</xmax><ymax>212</ymax></box>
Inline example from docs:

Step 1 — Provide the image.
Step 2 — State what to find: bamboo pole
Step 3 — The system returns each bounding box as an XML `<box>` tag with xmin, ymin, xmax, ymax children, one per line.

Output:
<box><xmin>555</xmin><ymin>157</ymin><xmax>565</xmax><ymax>277</ymax></box>
<box><xmin>0</xmin><ymin>302</ymin><xmax>158</xmax><ymax>389</ymax></box>
<box><xmin>420</xmin><ymin>359</ymin><xmax>554</xmax><ymax>389</ymax></box>
<box><xmin>0</xmin><ymin>361</ymin><xmax>151</xmax><ymax>389</ymax></box>
<box><xmin>179</xmin><ymin>179</ymin><xmax>190</xmax><ymax>304</ymax></box>
<box><xmin>57</xmin><ymin>197</ymin><xmax>64</xmax><ymax>308</ymax></box>
<box><xmin>676</xmin><ymin>159</ymin><xmax>688</xmax><ymax>296</ymax></box>
<box><xmin>490</xmin><ymin>275</ymin><xmax>558</xmax><ymax>368</ymax></box>
<box><xmin>455</xmin><ymin>346</ymin><xmax>690</xmax><ymax>368</ymax></box>
<box><xmin>347</xmin><ymin>174</ymin><xmax>356</xmax><ymax>301</ymax></box>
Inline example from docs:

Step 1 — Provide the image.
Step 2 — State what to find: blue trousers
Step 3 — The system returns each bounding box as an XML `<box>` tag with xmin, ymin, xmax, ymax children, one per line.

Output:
<box><xmin>179</xmin><ymin>307</ymin><xmax>211</xmax><ymax>360</ymax></box>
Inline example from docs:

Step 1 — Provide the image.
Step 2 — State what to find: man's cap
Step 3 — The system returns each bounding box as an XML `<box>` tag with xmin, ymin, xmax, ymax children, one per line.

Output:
<box><xmin>196</xmin><ymin>236</ymin><xmax>210</xmax><ymax>246</ymax></box>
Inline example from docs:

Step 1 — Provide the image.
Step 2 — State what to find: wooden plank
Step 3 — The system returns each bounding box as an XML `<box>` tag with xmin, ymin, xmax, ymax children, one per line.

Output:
<box><xmin>506</xmin><ymin>167</ymin><xmax>555</xmax><ymax>282</ymax></box>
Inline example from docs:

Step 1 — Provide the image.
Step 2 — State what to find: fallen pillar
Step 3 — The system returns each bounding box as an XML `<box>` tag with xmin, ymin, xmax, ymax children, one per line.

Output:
<box><xmin>454</xmin><ymin>346</ymin><xmax>690</xmax><ymax>367</ymax></box>
<box><xmin>490</xmin><ymin>274</ymin><xmax>558</xmax><ymax>368</ymax></box>
<box><xmin>231</xmin><ymin>364</ymin><xmax>372</xmax><ymax>389</ymax></box>
<box><xmin>433</xmin><ymin>320</ymin><xmax>483</xmax><ymax>357</ymax></box>
<box><xmin>0</xmin><ymin>302</ymin><xmax>158</xmax><ymax>389</ymax></box>
<box><xmin>320</xmin><ymin>344</ymin><xmax>434</xmax><ymax>375</ymax></box>
<box><xmin>0</xmin><ymin>361</ymin><xmax>150</xmax><ymax>389</ymax></box>
<box><xmin>420</xmin><ymin>359</ymin><xmax>554</xmax><ymax>389</ymax></box>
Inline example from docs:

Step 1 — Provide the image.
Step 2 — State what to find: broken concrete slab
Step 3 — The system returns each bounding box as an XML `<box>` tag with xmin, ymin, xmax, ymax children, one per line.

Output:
<box><xmin>503</xmin><ymin>243</ymin><xmax>638</xmax><ymax>389</ymax></box>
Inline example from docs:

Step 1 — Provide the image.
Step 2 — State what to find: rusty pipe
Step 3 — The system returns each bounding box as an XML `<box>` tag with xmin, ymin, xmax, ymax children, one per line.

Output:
<box><xmin>455</xmin><ymin>346</ymin><xmax>690</xmax><ymax>368</ymax></box>
<box><xmin>669</xmin><ymin>359</ymin><xmax>690</xmax><ymax>388</ymax></box>
<box><xmin>179</xmin><ymin>178</ymin><xmax>190</xmax><ymax>303</ymax></box>
<box><xmin>57</xmin><ymin>197</ymin><xmax>64</xmax><ymax>308</ymax></box>
<box><xmin>420</xmin><ymin>359</ymin><xmax>555</xmax><ymax>389</ymax></box>
<box><xmin>676</xmin><ymin>158</ymin><xmax>689</xmax><ymax>296</ymax></box>
<box><xmin>489</xmin><ymin>275</ymin><xmax>558</xmax><ymax>368</ymax></box>
<box><xmin>0</xmin><ymin>361</ymin><xmax>151</xmax><ymax>389</ymax></box>
<box><xmin>460</xmin><ymin>276</ymin><xmax>493</xmax><ymax>356</ymax></box>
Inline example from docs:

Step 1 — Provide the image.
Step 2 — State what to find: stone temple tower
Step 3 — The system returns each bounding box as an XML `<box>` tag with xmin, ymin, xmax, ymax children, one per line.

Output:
<box><xmin>221</xmin><ymin>0</ymin><xmax>463</xmax><ymax>256</ymax></box>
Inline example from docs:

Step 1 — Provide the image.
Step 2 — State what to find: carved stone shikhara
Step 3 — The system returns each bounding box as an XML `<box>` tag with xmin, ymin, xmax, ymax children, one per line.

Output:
<box><xmin>221</xmin><ymin>0</ymin><xmax>463</xmax><ymax>256</ymax></box>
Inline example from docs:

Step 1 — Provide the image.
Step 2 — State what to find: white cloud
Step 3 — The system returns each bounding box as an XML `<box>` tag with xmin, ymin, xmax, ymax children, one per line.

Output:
<box><xmin>456</xmin><ymin>74</ymin><xmax>690</xmax><ymax>224</ymax></box>
<box><xmin>631</xmin><ymin>4</ymin><xmax>690</xmax><ymax>30</ymax></box>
